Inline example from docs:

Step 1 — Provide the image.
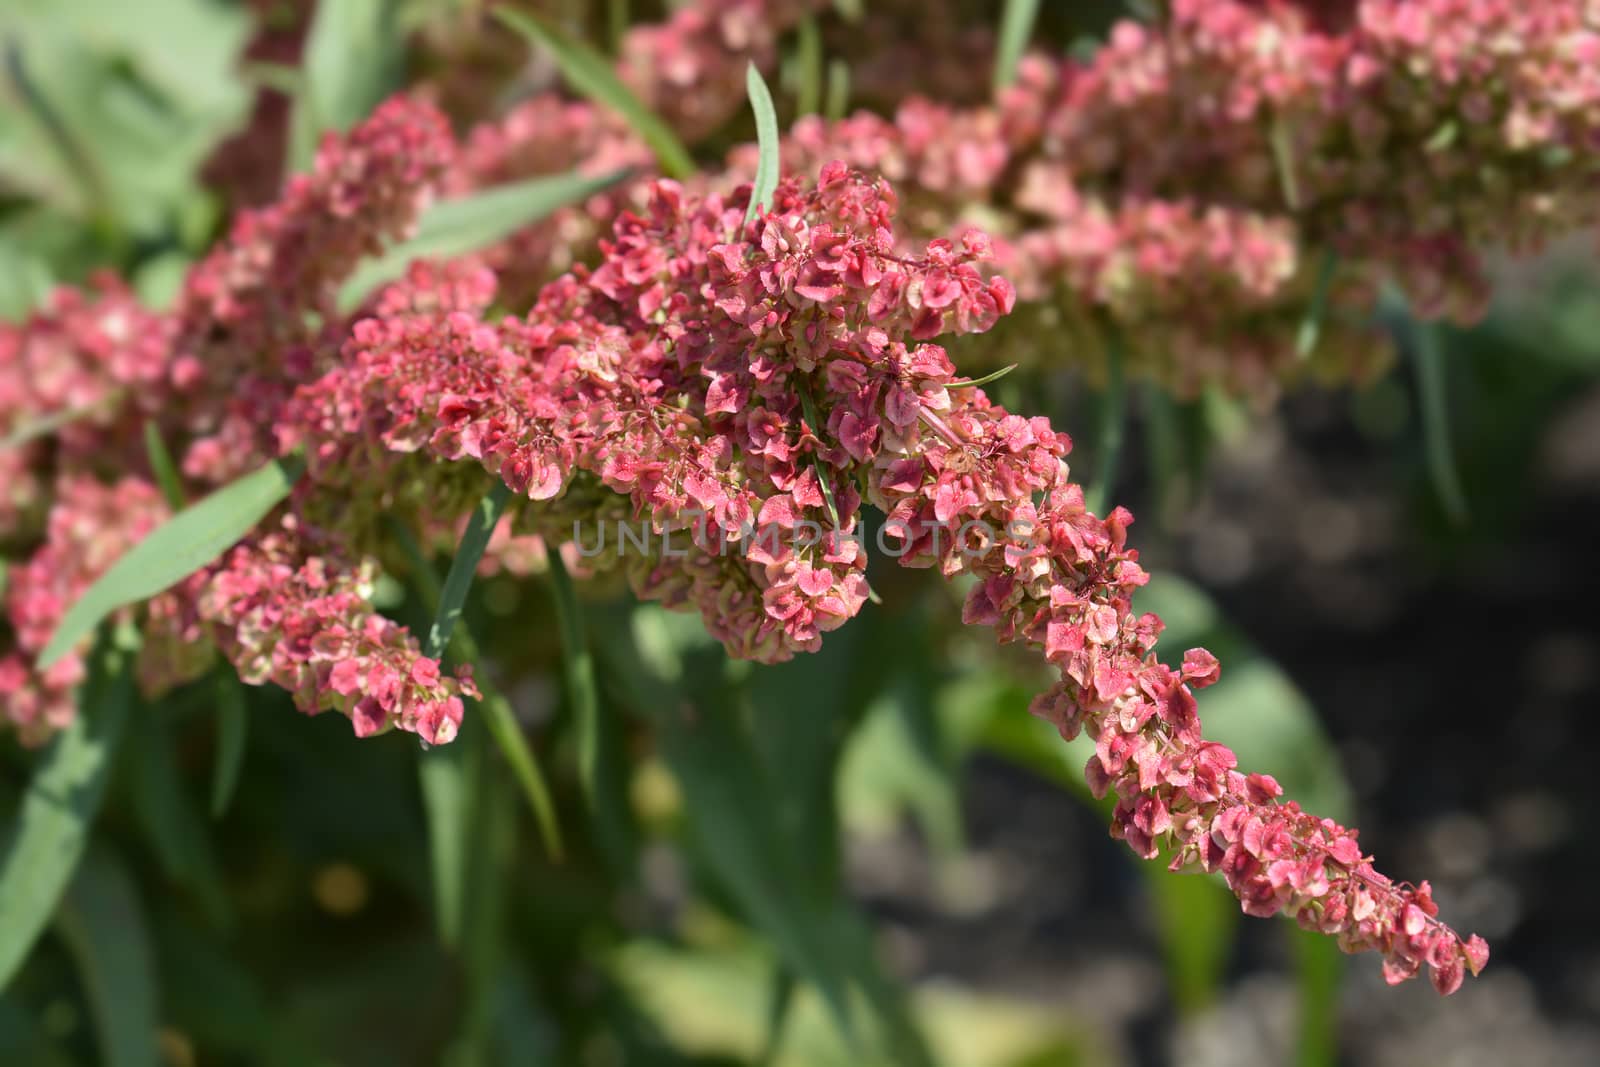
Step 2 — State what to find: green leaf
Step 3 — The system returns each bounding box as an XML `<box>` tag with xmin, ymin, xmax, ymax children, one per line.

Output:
<box><xmin>0</xmin><ymin>236</ymin><xmax>52</xmax><ymax>320</ymax></box>
<box><xmin>338</xmin><ymin>167</ymin><xmax>631</xmax><ymax>312</ymax></box>
<box><xmin>1414</xmin><ymin>320</ymin><xmax>1470</xmax><ymax>525</ymax></box>
<box><xmin>824</xmin><ymin>59</ymin><xmax>850</xmax><ymax>122</ymax></box>
<box><xmin>653</xmin><ymin>693</ymin><xmax>857</xmax><ymax>1035</ymax></box>
<box><xmin>403</xmin><ymin>487</ymin><xmax>563</xmax><ymax>859</ymax></box>
<box><xmin>37</xmin><ymin>455</ymin><xmax>302</xmax><ymax>670</ymax></box>
<box><xmin>419</xmin><ymin>727</ymin><xmax>476</xmax><ymax>948</ymax></box>
<box><xmin>548</xmin><ymin>551</ymin><xmax>632</xmax><ymax>874</ymax></box>
<box><xmin>0</xmin><ymin>625</ymin><xmax>135</xmax><ymax>989</ymax></box>
<box><xmin>425</xmin><ymin>482</ymin><xmax>511</xmax><ymax>659</ymax></box>
<box><xmin>0</xmin><ymin>0</ymin><xmax>250</xmax><ymax>236</ymax></box>
<box><xmin>794</xmin><ymin>17</ymin><xmax>822</xmax><ymax>117</ymax></box>
<box><xmin>993</xmin><ymin>0</ymin><xmax>1041</xmax><ymax>92</ymax></box>
<box><xmin>494</xmin><ymin>8</ymin><xmax>696</xmax><ymax>180</ymax></box>
<box><xmin>126</xmin><ymin>710</ymin><xmax>230</xmax><ymax>925</ymax></box>
<box><xmin>1296</xmin><ymin>250</ymin><xmax>1339</xmax><ymax>361</ymax></box>
<box><xmin>54</xmin><ymin>845</ymin><xmax>160</xmax><ymax>1067</ymax></box>
<box><xmin>209</xmin><ymin>675</ymin><xmax>248</xmax><ymax>819</ymax></box>
<box><xmin>142</xmin><ymin>419</ymin><xmax>186</xmax><ymax>509</ymax></box>
<box><xmin>289</xmin><ymin>0</ymin><xmax>406</xmax><ymax>172</ymax></box>
<box><xmin>620</xmin><ymin>614</ymin><xmax>929</xmax><ymax>1062</ymax></box>
<box><xmin>745</xmin><ymin>62</ymin><xmax>780</xmax><ymax>223</ymax></box>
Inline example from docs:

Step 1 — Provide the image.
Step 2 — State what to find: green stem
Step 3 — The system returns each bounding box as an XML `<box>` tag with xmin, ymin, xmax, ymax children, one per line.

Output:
<box><xmin>547</xmin><ymin>553</ymin><xmax>601</xmax><ymax>806</ymax></box>
<box><xmin>1413</xmin><ymin>322</ymin><xmax>1469</xmax><ymax>525</ymax></box>
<box><xmin>396</xmin><ymin>501</ymin><xmax>565</xmax><ymax>860</ymax></box>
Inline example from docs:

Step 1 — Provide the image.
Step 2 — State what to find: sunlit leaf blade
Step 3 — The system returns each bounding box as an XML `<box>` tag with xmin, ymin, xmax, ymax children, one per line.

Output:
<box><xmin>494</xmin><ymin>8</ymin><xmax>696</xmax><ymax>180</ymax></box>
<box><xmin>759</xmin><ymin>965</ymin><xmax>797</xmax><ymax>1066</ymax></box>
<box><xmin>993</xmin><ymin>0</ymin><xmax>1041</xmax><ymax>92</ymax></box>
<box><xmin>210</xmin><ymin>675</ymin><xmax>249</xmax><ymax>819</ymax></box>
<box><xmin>37</xmin><ymin>455</ymin><xmax>303</xmax><ymax>670</ymax></box>
<box><xmin>338</xmin><ymin>168</ymin><xmax>632</xmax><ymax>312</ymax></box>
<box><xmin>0</xmin><ymin>236</ymin><xmax>52</xmax><ymax>320</ymax></box>
<box><xmin>289</xmin><ymin>0</ymin><xmax>406</xmax><ymax>172</ymax></box>
<box><xmin>745</xmin><ymin>62</ymin><xmax>780</xmax><ymax>222</ymax></box>
<box><xmin>0</xmin><ymin>626</ymin><xmax>135</xmax><ymax>989</ymax></box>
<box><xmin>54</xmin><ymin>845</ymin><xmax>160</xmax><ymax>1067</ymax></box>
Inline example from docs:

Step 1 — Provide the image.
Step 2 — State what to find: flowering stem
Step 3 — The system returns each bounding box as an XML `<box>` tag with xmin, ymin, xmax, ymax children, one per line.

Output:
<box><xmin>1086</xmin><ymin>324</ymin><xmax>1127</xmax><ymax>518</ymax></box>
<box><xmin>397</xmin><ymin>502</ymin><xmax>564</xmax><ymax>860</ymax></box>
<box><xmin>798</xmin><ymin>385</ymin><xmax>844</xmax><ymax>528</ymax></box>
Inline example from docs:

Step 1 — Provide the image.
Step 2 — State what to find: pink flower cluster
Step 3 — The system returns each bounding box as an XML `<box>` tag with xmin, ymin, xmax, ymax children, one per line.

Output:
<box><xmin>282</xmin><ymin>164</ymin><xmax>1012</xmax><ymax>662</ymax></box>
<box><xmin>0</xmin><ymin>279</ymin><xmax>175</xmax><ymax>538</ymax></box>
<box><xmin>0</xmin><ymin>477</ymin><xmax>169</xmax><ymax>744</ymax></box>
<box><xmin>196</xmin><ymin>528</ymin><xmax>475</xmax><ymax>745</ymax></box>
<box><xmin>270</xmin><ymin>159</ymin><xmax>1486</xmax><ymax>991</ymax></box>
<box><xmin>1</xmin><ymin>100</ymin><xmax>474</xmax><ymax>746</ymax></box>
<box><xmin>171</xmin><ymin>95</ymin><xmax>455</xmax><ymax>486</ymax></box>
<box><xmin>617</xmin><ymin>0</ymin><xmax>822</xmax><ymax>143</ymax></box>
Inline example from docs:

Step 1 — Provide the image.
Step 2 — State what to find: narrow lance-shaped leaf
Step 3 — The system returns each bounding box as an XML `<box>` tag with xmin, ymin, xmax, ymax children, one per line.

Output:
<box><xmin>494</xmin><ymin>9</ymin><xmax>696</xmax><ymax>180</ymax></box>
<box><xmin>288</xmin><ymin>0</ymin><xmax>406</xmax><ymax>172</ymax></box>
<box><xmin>1296</xmin><ymin>251</ymin><xmax>1340</xmax><ymax>360</ymax></box>
<box><xmin>1413</xmin><ymin>320</ymin><xmax>1470</xmax><ymax>525</ymax></box>
<box><xmin>338</xmin><ymin>168</ymin><xmax>632</xmax><ymax>312</ymax></box>
<box><xmin>209</xmin><ymin>675</ymin><xmax>249</xmax><ymax>819</ymax></box>
<box><xmin>1378</xmin><ymin>287</ymin><xmax>1469</xmax><ymax>525</ymax></box>
<box><xmin>825</xmin><ymin>59</ymin><xmax>850</xmax><ymax>122</ymax></box>
<box><xmin>142</xmin><ymin>420</ymin><xmax>186</xmax><ymax>509</ymax></box>
<box><xmin>0</xmin><ymin>625</ymin><xmax>136</xmax><ymax>989</ymax></box>
<box><xmin>37</xmin><ymin>455</ymin><xmax>302</xmax><ymax>670</ymax></box>
<box><xmin>994</xmin><ymin>0</ymin><xmax>1042</xmax><ymax>92</ymax></box>
<box><xmin>794</xmin><ymin>17</ymin><xmax>823</xmax><ymax>117</ymax></box>
<box><xmin>54</xmin><ymin>846</ymin><xmax>160</xmax><ymax>1067</ymax></box>
<box><xmin>745</xmin><ymin>63</ymin><xmax>780</xmax><ymax>223</ymax></box>
<box><xmin>402</xmin><ymin>487</ymin><xmax>563</xmax><ymax>858</ymax></box>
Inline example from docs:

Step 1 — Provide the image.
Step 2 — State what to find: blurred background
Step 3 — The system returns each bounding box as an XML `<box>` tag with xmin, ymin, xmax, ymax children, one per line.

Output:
<box><xmin>2</xmin><ymin>1</ymin><xmax>1599</xmax><ymax>1065</ymax></box>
